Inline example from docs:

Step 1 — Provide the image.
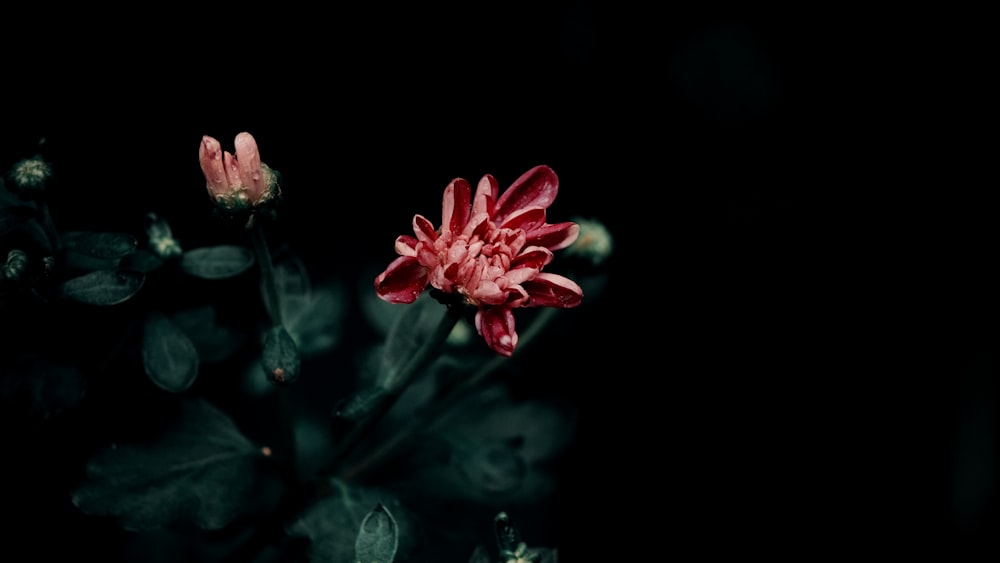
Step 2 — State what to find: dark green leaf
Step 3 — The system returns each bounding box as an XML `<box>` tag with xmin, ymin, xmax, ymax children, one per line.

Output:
<box><xmin>467</xmin><ymin>546</ymin><xmax>492</xmax><ymax>563</ymax></box>
<box><xmin>143</xmin><ymin>312</ymin><xmax>199</xmax><ymax>393</ymax></box>
<box><xmin>171</xmin><ymin>305</ymin><xmax>246</xmax><ymax>363</ymax></box>
<box><xmin>262</xmin><ymin>326</ymin><xmax>300</xmax><ymax>385</ymax></box>
<box><xmin>71</xmin><ymin>398</ymin><xmax>276</xmax><ymax>531</ymax></box>
<box><xmin>333</xmin><ymin>386</ymin><xmax>390</xmax><ymax>422</ymax></box>
<box><xmin>456</xmin><ymin>440</ymin><xmax>527</xmax><ymax>495</ymax></box>
<box><xmin>288</xmin><ymin>479</ymin><xmax>413</xmax><ymax>563</ymax></box>
<box><xmin>64</xmin><ymin>231</ymin><xmax>138</xmax><ymax>258</ymax></box>
<box><xmin>378</xmin><ymin>293</ymin><xmax>445</xmax><ymax>388</ymax></box>
<box><xmin>180</xmin><ymin>245</ymin><xmax>255</xmax><ymax>279</ymax></box>
<box><xmin>121</xmin><ymin>249</ymin><xmax>166</xmax><ymax>273</ymax></box>
<box><xmin>355</xmin><ymin>502</ymin><xmax>398</xmax><ymax>563</ymax></box>
<box><xmin>58</xmin><ymin>269</ymin><xmax>145</xmax><ymax>305</ymax></box>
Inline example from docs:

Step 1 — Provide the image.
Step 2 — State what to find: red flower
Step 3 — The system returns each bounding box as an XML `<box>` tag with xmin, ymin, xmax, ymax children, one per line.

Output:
<box><xmin>199</xmin><ymin>132</ymin><xmax>278</xmax><ymax>212</ymax></box>
<box><xmin>375</xmin><ymin>165</ymin><xmax>583</xmax><ymax>356</ymax></box>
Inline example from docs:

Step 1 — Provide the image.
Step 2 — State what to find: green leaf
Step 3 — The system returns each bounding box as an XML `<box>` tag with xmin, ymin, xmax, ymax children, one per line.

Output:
<box><xmin>171</xmin><ymin>305</ymin><xmax>246</xmax><ymax>363</ymax></box>
<box><xmin>455</xmin><ymin>439</ymin><xmax>527</xmax><ymax>495</ymax></box>
<box><xmin>71</xmin><ymin>398</ymin><xmax>276</xmax><ymax>531</ymax></box>
<box><xmin>268</xmin><ymin>256</ymin><xmax>346</xmax><ymax>356</ymax></box>
<box><xmin>179</xmin><ymin>245</ymin><xmax>255</xmax><ymax>279</ymax></box>
<box><xmin>288</xmin><ymin>479</ymin><xmax>413</xmax><ymax>563</ymax></box>
<box><xmin>142</xmin><ymin>312</ymin><xmax>199</xmax><ymax>393</ymax></box>
<box><xmin>262</xmin><ymin>326</ymin><xmax>300</xmax><ymax>385</ymax></box>
<box><xmin>377</xmin><ymin>293</ymin><xmax>444</xmax><ymax>388</ymax></box>
<box><xmin>64</xmin><ymin>230</ymin><xmax>138</xmax><ymax>259</ymax></box>
<box><xmin>58</xmin><ymin>269</ymin><xmax>145</xmax><ymax>305</ymax></box>
<box><xmin>120</xmin><ymin>249</ymin><xmax>166</xmax><ymax>273</ymax></box>
<box><xmin>355</xmin><ymin>502</ymin><xmax>398</xmax><ymax>563</ymax></box>
<box><xmin>0</xmin><ymin>205</ymin><xmax>37</xmax><ymax>238</ymax></box>
<box><xmin>333</xmin><ymin>386</ymin><xmax>390</xmax><ymax>422</ymax></box>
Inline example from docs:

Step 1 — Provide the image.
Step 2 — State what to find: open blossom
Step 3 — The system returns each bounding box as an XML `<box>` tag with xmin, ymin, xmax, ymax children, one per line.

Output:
<box><xmin>198</xmin><ymin>132</ymin><xmax>279</xmax><ymax>212</ymax></box>
<box><xmin>375</xmin><ymin>165</ymin><xmax>583</xmax><ymax>357</ymax></box>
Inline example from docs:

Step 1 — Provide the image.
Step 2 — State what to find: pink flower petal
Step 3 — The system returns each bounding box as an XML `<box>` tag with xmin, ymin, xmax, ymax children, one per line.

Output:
<box><xmin>199</xmin><ymin>136</ymin><xmax>229</xmax><ymax>195</ymax></box>
<box><xmin>394</xmin><ymin>235</ymin><xmax>418</xmax><ymax>257</ymax></box>
<box><xmin>223</xmin><ymin>151</ymin><xmax>243</xmax><ymax>191</ymax></box>
<box><xmin>493</xmin><ymin>165</ymin><xmax>558</xmax><ymax>224</ymax></box>
<box><xmin>442</xmin><ymin>178</ymin><xmax>471</xmax><ymax>236</ymax></box>
<box><xmin>472</xmin><ymin>174</ymin><xmax>498</xmax><ymax>217</ymax></box>
<box><xmin>510</xmin><ymin>246</ymin><xmax>553</xmax><ymax>270</ymax></box>
<box><xmin>521</xmin><ymin>272</ymin><xmax>583</xmax><ymax>308</ymax></box>
<box><xmin>498</xmin><ymin>206</ymin><xmax>546</xmax><ymax>233</ymax></box>
<box><xmin>234</xmin><ymin>132</ymin><xmax>267</xmax><ymax>202</ymax></box>
<box><xmin>527</xmin><ymin>221</ymin><xmax>580</xmax><ymax>251</ymax></box>
<box><xmin>375</xmin><ymin>256</ymin><xmax>428</xmax><ymax>304</ymax></box>
<box><xmin>412</xmin><ymin>214</ymin><xmax>438</xmax><ymax>243</ymax></box>
<box><xmin>475</xmin><ymin>306</ymin><xmax>518</xmax><ymax>357</ymax></box>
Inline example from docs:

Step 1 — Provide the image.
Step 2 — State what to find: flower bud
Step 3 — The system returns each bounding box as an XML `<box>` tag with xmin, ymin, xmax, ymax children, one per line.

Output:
<box><xmin>7</xmin><ymin>155</ymin><xmax>52</xmax><ymax>194</ymax></box>
<box><xmin>198</xmin><ymin>132</ymin><xmax>280</xmax><ymax>214</ymax></box>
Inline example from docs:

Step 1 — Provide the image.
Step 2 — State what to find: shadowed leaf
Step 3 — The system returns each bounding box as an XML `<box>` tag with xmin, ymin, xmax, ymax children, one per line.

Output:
<box><xmin>262</xmin><ymin>326</ymin><xmax>300</xmax><ymax>385</ymax></box>
<box><xmin>58</xmin><ymin>269</ymin><xmax>145</xmax><ymax>305</ymax></box>
<box><xmin>64</xmin><ymin>231</ymin><xmax>138</xmax><ymax>259</ymax></box>
<box><xmin>71</xmin><ymin>398</ymin><xmax>276</xmax><ymax>531</ymax></box>
<box><xmin>143</xmin><ymin>312</ymin><xmax>199</xmax><ymax>393</ymax></box>
<box><xmin>355</xmin><ymin>502</ymin><xmax>398</xmax><ymax>563</ymax></box>
<box><xmin>180</xmin><ymin>245</ymin><xmax>255</xmax><ymax>279</ymax></box>
<box><xmin>288</xmin><ymin>479</ymin><xmax>413</xmax><ymax>563</ymax></box>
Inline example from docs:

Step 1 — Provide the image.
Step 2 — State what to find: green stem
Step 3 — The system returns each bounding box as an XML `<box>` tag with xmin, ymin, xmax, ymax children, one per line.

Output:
<box><xmin>249</xmin><ymin>221</ymin><xmax>297</xmax><ymax>479</ymax></box>
<box><xmin>250</xmin><ymin>220</ymin><xmax>283</xmax><ymax>327</ymax></box>
<box><xmin>325</xmin><ymin>304</ymin><xmax>462</xmax><ymax>477</ymax></box>
<box><xmin>340</xmin><ymin>307</ymin><xmax>559</xmax><ymax>480</ymax></box>
<box><xmin>38</xmin><ymin>199</ymin><xmax>62</xmax><ymax>256</ymax></box>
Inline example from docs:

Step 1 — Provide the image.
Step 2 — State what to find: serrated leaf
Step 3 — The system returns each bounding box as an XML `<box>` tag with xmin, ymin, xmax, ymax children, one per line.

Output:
<box><xmin>180</xmin><ymin>245</ymin><xmax>255</xmax><ymax>279</ymax></box>
<box><xmin>71</xmin><ymin>398</ymin><xmax>274</xmax><ymax>531</ymax></box>
<box><xmin>143</xmin><ymin>312</ymin><xmax>199</xmax><ymax>393</ymax></box>
<box><xmin>288</xmin><ymin>479</ymin><xmax>412</xmax><ymax>563</ymax></box>
<box><xmin>64</xmin><ymin>230</ymin><xmax>138</xmax><ymax>259</ymax></box>
<box><xmin>355</xmin><ymin>502</ymin><xmax>398</xmax><ymax>563</ymax></box>
<box><xmin>58</xmin><ymin>269</ymin><xmax>145</xmax><ymax>305</ymax></box>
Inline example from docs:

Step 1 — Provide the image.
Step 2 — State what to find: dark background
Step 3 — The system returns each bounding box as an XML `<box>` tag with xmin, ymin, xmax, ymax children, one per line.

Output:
<box><xmin>2</xmin><ymin>3</ymin><xmax>994</xmax><ymax>561</ymax></box>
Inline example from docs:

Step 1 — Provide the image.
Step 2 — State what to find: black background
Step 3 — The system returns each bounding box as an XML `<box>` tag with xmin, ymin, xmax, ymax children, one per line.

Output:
<box><xmin>2</xmin><ymin>3</ymin><xmax>994</xmax><ymax>561</ymax></box>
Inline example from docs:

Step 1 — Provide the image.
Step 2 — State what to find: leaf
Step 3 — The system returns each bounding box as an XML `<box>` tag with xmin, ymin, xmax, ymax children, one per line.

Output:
<box><xmin>142</xmin><ymin>312</ymin><xmax>199</xmax><ymax>393</ymax></box>
<box><xmin>0</xmin><ymin>204</ymin><xmax>38</xmax><ymax>238</ymax></box>
<box><xmin>120</xmin><ymin>249</ymin><xmax>166</xmax><ymax>273</ymax></box>
<box><xmin>267</xmin><ymin>255</ymin><xmax>347</xmax><ymax>356</ymax></box>
<box><xmin>288</xmin><ymin>479</ymin><xmax>413</xmax><ymax>563</ymax></box>
<box><xmin>377</xmin><ymin>293</ymin><xmax>445</xmax><ymax>388</ymax></box>
<box><xmin>455</xmin><ymin>439</ymin><xmax>527</xmax><ymax>495</ymax></box>
<box><xmin>355</xmin><ymin>502</ymin><xmax>399</xmax><ymax>563</ymax></box>
<box><xmin>58</xmin><ymin>269</ymin><xmax>145</xmax><ymax>305</ymax></box>
<box><xmin>262</xmin><ymin>326</ymin><xmax>301</xmax><ymax>385</ymax></box>
<box><xmin>171</xmin><ymin>305</ymin><xmax>246</xmax><ymax>363</ymax></box>
<box><xmin>179</xmin><ymin>245</ymin><xmax>255</xmax><ymax>279</ymax></box>
<box><xmin>71</xmin><ymin>398</ymin><xmax>276</xmax><ymax>531</ymax></box>
<box><xmin>333</xmin><ymin>386</ymin><xmax>390</xmax><ymax>422</ymax></box>
<box><xmin>63</xmin><ymin>230</ymin><xmax>138</xmax><ymax>258</ymax></box>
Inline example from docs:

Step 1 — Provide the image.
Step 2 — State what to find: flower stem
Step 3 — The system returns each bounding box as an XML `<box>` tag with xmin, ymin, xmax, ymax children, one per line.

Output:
<box><xmin>249</xmin><ymin>220</ymin><xmax>297</xmax><ymax>479</ymax></box>
<box><xmin>250</xmin><ymin>220</ymin><xmax>283</xmax><ymax>327</ymax></box>
<box><xmin>340</xmin><ymin>307</ymin><xmax>559</xmax><ymax>480</ymax></box>
<box><xmin>326</xmin><ymin>304</ymin><xmax>462</xmax><ymax>477</ymax></box>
